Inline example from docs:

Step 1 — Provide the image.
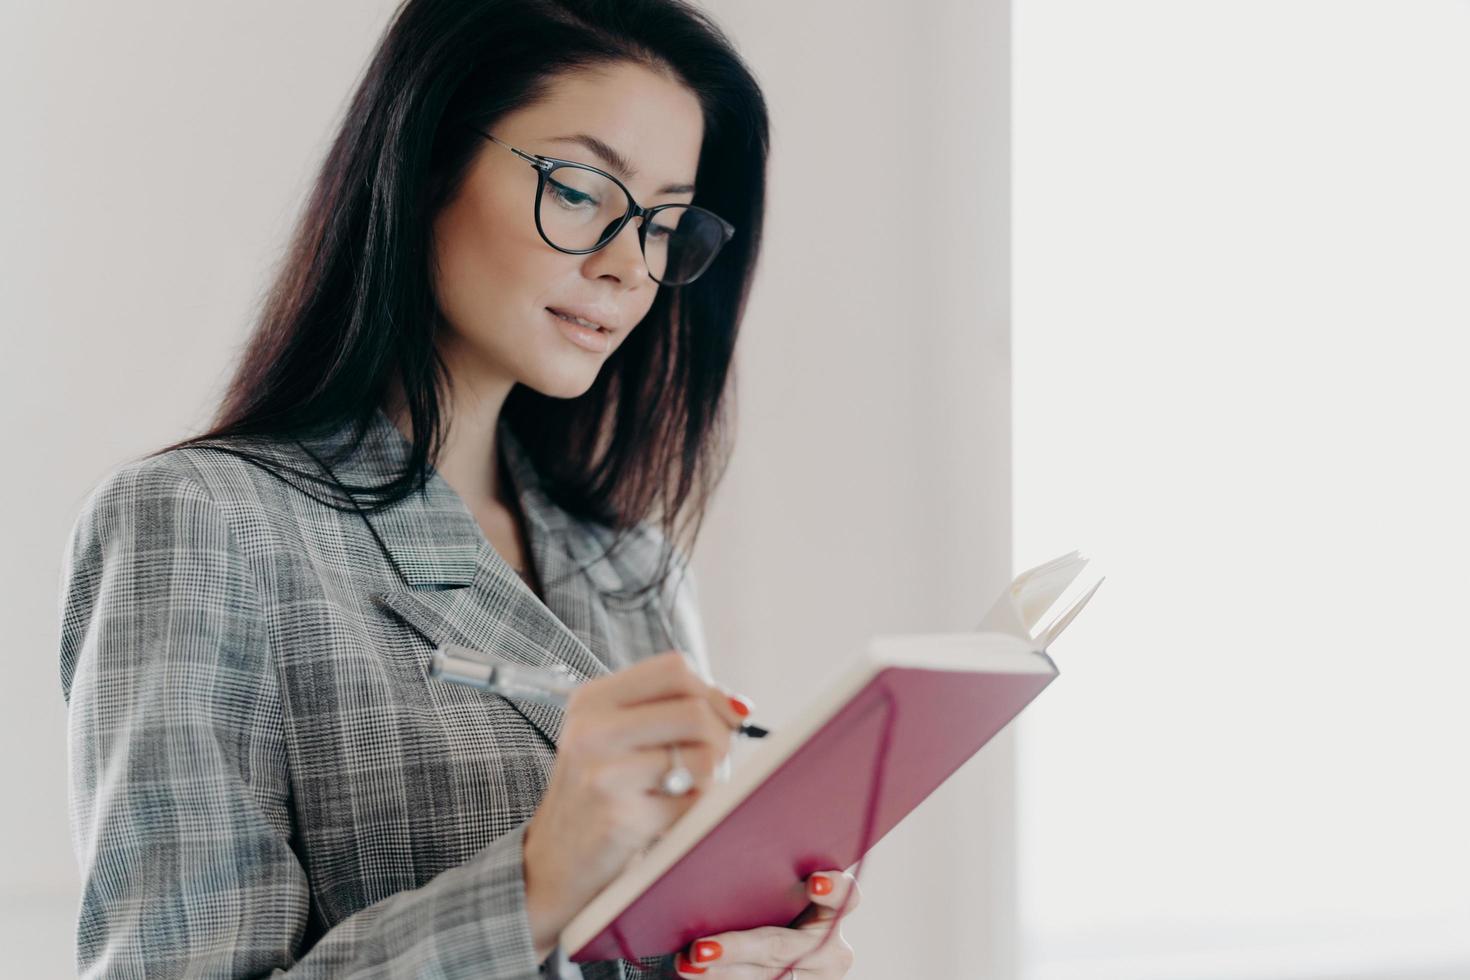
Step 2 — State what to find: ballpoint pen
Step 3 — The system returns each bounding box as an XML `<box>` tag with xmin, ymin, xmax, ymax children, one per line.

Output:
<box><xmin>428</xmin><ymin>643</ymin><xmax>770</xmax><ymax>738</ymax></box>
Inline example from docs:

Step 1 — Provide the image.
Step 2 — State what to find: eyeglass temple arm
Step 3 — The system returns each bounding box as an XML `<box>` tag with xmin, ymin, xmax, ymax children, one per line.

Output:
<box><xmin>478</xmin><ymin>129</ymin><xmax>545</xmax><ymax>167</ymax></box>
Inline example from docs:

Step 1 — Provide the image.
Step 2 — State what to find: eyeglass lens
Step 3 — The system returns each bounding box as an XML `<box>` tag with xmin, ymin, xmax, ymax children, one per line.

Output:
<box><xmin>539</xmin><ymin>166</ymin><xmax>724</xmax><ymax>285</ymax></box>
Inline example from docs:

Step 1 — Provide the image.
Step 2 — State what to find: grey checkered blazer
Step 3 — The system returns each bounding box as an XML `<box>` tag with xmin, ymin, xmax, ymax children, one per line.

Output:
<box><xmin>58</xmin><ymin>407</ymin><xmax>711</xmax><ymax>979</ymax></box>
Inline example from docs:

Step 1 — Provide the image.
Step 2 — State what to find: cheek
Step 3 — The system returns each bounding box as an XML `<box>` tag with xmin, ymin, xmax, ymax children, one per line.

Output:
<box><xmin>433</xmin><ymin>192</ymin><xmax>558</xmax><ymax>319</ymax></box>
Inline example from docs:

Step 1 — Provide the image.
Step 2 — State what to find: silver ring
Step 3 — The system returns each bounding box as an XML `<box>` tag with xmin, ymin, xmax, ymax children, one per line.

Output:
<box><xmin>659</xmin><ymin>745</ymin><xmax>694</xmax><ymax>796</ymax></box>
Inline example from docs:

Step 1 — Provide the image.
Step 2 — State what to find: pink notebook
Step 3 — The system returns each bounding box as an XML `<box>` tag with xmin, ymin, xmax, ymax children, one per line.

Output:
<box><xmin>562</xmin><ymin>551</ymin><xmax>1104</xmax><ymax>963</ymax></box>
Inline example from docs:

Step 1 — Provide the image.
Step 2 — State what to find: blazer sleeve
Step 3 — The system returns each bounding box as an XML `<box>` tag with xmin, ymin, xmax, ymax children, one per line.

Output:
<box><xmin>58</xmin><ymin>457</ymin><xmax>550</xmax><ymax>980</ymax></box>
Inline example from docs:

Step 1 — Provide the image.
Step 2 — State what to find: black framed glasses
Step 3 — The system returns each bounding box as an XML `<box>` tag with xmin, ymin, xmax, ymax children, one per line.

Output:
<box><xmin>474</xmin><ymin>129</ymin><xmax>735</xmax><ymax>286</ymax></box>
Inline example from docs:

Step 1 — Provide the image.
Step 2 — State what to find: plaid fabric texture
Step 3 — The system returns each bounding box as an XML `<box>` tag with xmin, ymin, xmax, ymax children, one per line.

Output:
<box><xmin>58</xmin><ymin>408</ymin><xmax>708</xmax><ymax>979</ymax></box>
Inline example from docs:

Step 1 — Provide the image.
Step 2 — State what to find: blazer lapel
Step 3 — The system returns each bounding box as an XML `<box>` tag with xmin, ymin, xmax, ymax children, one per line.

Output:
<box><xmin>288</xmin><ymin>407</ymin><xmax>620</xmax><ymax>748</ymax></box>
<box><xmin>495</xmin><ymin>417</ymin><xmax>624</xmax><ymax>677</ymax></box>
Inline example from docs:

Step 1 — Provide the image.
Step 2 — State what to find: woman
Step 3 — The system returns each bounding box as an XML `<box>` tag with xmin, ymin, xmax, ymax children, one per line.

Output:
<box><xmin>56</xmin><ymin>0</ymin><xmax>861</xmax><ymax>977</ymax></box>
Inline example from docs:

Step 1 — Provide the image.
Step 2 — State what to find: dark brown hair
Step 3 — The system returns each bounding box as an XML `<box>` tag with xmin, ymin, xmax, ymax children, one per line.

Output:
<box><xmin>152</xmin><ymin>0</ymin><xmax>769</xmax><ymax>601</ymax></box>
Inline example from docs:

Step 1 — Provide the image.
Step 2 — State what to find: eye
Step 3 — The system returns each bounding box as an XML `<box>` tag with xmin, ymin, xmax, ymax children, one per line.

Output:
<box><xmin>548</xmin><ymin>179</ymin><xmax>597</xmax><ymax>210</ymax></box>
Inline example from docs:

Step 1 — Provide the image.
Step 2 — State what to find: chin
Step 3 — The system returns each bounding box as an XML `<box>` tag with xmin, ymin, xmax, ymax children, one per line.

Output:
<box><xmin>518</xmin><ymin>362</ymin><xmax>605</xmax><ymax>400</ymax></box>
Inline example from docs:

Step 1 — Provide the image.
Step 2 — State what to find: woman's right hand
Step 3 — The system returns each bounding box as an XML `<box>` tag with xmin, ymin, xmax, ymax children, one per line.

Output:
<box><xmin>521</xmin><ymin>650</ymin><xmax>750</xmax><ymax>962</ymax></box>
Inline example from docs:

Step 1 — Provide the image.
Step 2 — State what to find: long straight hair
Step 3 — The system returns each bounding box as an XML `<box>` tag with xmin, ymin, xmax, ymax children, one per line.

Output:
<box><xmin>154</xmin><ymin>0</ymin><xmax>769</xmax><ymax>602</ymax></box>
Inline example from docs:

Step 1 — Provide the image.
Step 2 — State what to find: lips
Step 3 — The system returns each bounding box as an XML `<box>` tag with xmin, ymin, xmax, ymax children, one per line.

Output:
<box><xmin>547</xmin><ymin>307</ymin><xmax>616</xmax><ymax>333</ymax></box>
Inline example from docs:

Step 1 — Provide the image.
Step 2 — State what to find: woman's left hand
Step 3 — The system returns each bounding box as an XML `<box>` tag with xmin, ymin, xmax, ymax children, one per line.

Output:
<box><xmin>672</xmin><ymin>869</ymin><xmax>860</xmax><ymax>978</ymax></box>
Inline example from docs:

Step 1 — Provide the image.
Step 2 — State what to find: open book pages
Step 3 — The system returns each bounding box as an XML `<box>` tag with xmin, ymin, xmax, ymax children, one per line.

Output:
<box><xmin>976</xmin><ymin>549</ymin><xmax>1105</xmax><ymax>650</ymax></box>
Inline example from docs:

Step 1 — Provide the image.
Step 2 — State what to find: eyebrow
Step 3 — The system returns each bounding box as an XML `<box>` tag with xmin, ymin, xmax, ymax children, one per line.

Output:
<box><xmin>544</xmin><ymin>133</ymin><xmax>696</xmax><ymax>196</ymax></box>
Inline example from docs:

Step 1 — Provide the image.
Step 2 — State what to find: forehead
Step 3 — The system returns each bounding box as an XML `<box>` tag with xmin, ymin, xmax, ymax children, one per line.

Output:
<box><xmin>502</xmin><ymin>62</ymin><xmax>704</xmax><ymax>193</ymax></box>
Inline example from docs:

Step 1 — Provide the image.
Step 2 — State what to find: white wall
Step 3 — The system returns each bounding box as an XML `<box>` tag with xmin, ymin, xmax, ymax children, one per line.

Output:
<box><xmin>1013</xmin><ymin>2</ymin><xmax>1470</xmax><ymax>979</ymax></box>
<box><xmin>2</xmin><ymin>1</ymin><xmax>1013</xmax><ymax>976</ymax></box>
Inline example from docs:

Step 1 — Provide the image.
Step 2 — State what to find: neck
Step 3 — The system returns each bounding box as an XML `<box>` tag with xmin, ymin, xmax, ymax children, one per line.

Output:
<box><xmin>382</xmin><ymin>351</ymin><xmax>517</xmax><ymax>512</ymax></box>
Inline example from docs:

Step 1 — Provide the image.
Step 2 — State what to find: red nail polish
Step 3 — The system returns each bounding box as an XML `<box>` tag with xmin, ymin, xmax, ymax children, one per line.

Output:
<box><xmin>727</xmin><ymin>694</ymin><xmax>752</xmax><ymax>718</ymax></box>
<box><xmin>692</xmin><ymin>939</ymin><xmax>723</xmax><ymax>963</ymax></box>
<box><xmin>675</xmin><ymin>950</ymin><xmax>708</xmax><ymax>974</ymax></box>
<box><xmin>809</xmin><ymin>874</ymin><xmax>833</xmax><ymax>896</ymax></box>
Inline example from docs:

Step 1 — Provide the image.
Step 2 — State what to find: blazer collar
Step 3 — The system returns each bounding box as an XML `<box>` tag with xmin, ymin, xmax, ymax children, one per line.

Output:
<box><xmin>285</xmin><ymin>407</ymin><xmax>627</xmax><ymax>747</ymax></box>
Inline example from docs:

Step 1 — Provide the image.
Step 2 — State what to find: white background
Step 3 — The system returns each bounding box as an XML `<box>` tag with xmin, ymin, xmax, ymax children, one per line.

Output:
<box><xmin>1014</xmin><ymin>3</ymin><xmax>1470</xmax><ymax>978</ymax></box>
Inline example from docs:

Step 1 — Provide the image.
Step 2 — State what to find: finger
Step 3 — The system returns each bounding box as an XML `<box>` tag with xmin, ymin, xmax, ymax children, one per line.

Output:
<box><xmin>579</xmin><ymin>650</ymin><xmax>706</xmax><ymax>708</ymax></box>
<box><xmin>630</xmin><ymin>650</ymin><xmax>752</xmax><ymax>731</ymax></box>
<box><xmin>587</xmin><ymin>696</ymin><xmax>732</xmax><ymax>753</ymax></box>
<box><xmin>673</xmin><ymin>931</ymin><xmax>854</xmax><ymax>978</ymax></box>
<box><xmin>717</xmin><ymin>687</ymin><xmax>756</xmax><ymax>729</ymax></box>
<box><xmin>674</xmin><ymin>951</ymin><xmax>850</xmax><ymax>979</ymax></box>
<box><xmin>788</xmin><ymin>870</ymin><xmax>862</xmax><ymax>929</ymax></box>
<box><xmin>676</xmin><ymin>925</ymin><xmax>830</xmax><ymax>972</ymax></box>
<box><xmin>804</xmin><ymin>869</ymin><xmax>861</xmax><ymax>915</ymax></box>
<box><xmin>592</xmin><ymin>742</ymin><xmax>725</xmax><ymax>796</ymax></box>
<box><xmin>584</xmin><ymin>651</ymin><xmax>751</xmax><ymax>730</ymax></box>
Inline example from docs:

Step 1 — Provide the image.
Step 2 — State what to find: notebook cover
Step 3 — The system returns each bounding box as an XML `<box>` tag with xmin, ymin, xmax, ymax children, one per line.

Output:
<box><xmin>568</xmin><ymin>658</ymin><xmax>1058</xmax><ymax>962</ymax></box>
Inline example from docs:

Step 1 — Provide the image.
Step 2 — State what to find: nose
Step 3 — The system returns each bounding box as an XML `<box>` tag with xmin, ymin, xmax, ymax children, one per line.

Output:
<box><xmin>584</xmin><ymin>214</ymin><xmax>651</xmax><ymax>286</ymax></box>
